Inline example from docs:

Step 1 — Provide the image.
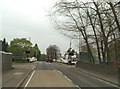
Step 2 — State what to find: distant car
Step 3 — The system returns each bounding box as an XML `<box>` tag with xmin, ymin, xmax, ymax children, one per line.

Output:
<box><xmin>46</xmin><ymin>58</ymin><xmax>53</xmax><ymax>63</ymax></box>
<box><xmin>53</xmin><ymin>59</ymin><xmax>56</xmax><ymax>62</ymax></box>
<box><xmin>60</xmin><ymin>58</ymin><xmax>68</xmax><ymax>64</ymax></box>
<box><xmin>62</xmin><ymin>56</ymin><xmax>77</xmax><ymax>65</ymax></box>
<box><xmin>28</xmin><ymin>57</ymin><xmax>37</xmax><ymax>63</ymax></box>
<box><xmin>71</xmin><ymin>60</ymin><xmax>77</xmax><ymax>65</ymax></box>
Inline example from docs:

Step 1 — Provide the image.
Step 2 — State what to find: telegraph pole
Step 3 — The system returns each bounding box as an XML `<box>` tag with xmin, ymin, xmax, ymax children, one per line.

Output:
<box><xmin>78</xmin><ymin>34</ymin><xmax>80</xmax><ymax>61</ymax></box>
<box><xmin>69</xmin><ymin>38</ymin><xmax>73</xmax><ymax>48</ymax></box>
<box><xmin>26</xmin><ymin>37</ymin><xmax>31</xmax><ymax>62</ymax></box>
<box><xmin>70</xmin><ymin>41</ymin><xmax>71</xmax><ymax>48</ymax></box>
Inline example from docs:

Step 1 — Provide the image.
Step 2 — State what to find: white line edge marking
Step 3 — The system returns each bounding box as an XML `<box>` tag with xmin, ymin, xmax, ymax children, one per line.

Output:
<box><xmin>64</xmin><ymin>76</ymin><xmax>72</xmax><ymax>82</ymax></box>
<box><xmin>76</xmin><ymin>85</ymin><xmax>79</xmax><ymax>87</ymax></box>
<box><xmin>24</xmin><ymin>70</ymin><xmax>35</xmax><ymax>88</ymax></box>
<box><xmin>76</xmin><ymin>69</ymin><xmax>118</xmax><ymax>87</ymax></box>
<box><xmin>58</xmin><ymin>70</ymin><xmax>81</xmax><ymax>89</ymax></box>
<box><xmin>76</xmin><ymin>85</ymin><xmax>81</xmax><ymax>89</ymax></box>
<box><xmin>32</xmin><ymin>66</ymin><xmax>35</xmax><ymax>70</ymax></box>
<box><xmin>58</xmin><ymin>70</ymin><xmax>77</xmax><ymax>85</ymax></box>
<box><xmin>58</xmin><ymin>70</ymin><xmax>63</xmax><ymax>75</ymax></box>
<box><xmin>58</xmin><ymin>71</ymin><xmax>72</xmax><ymax>82</ymax></box>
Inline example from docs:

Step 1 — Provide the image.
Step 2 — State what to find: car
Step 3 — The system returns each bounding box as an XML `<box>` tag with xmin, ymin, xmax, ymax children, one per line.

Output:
<box><xmin>27</xmin><ymin>57</ymin><xmax>37</xmax><ymax>63</ymax></box>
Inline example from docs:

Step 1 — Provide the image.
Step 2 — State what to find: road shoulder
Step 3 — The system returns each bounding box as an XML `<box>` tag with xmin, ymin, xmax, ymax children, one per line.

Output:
<box><xmin>2</xmin><ymin>61</ymin><xmax>38</xmax><ymax>88</ymax></box>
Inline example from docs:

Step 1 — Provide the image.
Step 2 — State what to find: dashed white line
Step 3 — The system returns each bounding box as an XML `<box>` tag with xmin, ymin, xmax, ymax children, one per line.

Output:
<box><xmin>24</xmin><ymin>70</ymin><xmax>35</xmax><ymax>88</ymax></box>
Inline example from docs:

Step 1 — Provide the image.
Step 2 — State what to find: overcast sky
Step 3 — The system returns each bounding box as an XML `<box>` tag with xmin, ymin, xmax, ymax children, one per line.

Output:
<box><xmin>0</xmin><ymin>0</ymin><xmax>79</xmax><ymax>55</ymax></box>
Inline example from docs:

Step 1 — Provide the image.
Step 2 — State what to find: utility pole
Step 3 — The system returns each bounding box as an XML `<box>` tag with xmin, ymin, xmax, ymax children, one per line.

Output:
<box><xmin>70</xmin><ymin>39</ymin><xmax>72</xmax><ymax>48</ymax></box>
<box><xmin>78</xmin><ymin>34</ymin><xmax>81</xmax><ymax>61</ymax></box>
<box><xmin>26</xmin><ymin>37</ymin><xmax>31</xmax><ymax>62</ymax></box>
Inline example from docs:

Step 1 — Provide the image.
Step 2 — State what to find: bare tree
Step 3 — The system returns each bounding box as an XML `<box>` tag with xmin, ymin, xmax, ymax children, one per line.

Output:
<box><xmin>50</xmin><ymin>0</ymin><xmax>120</xmax><ymax>65</ymax></box>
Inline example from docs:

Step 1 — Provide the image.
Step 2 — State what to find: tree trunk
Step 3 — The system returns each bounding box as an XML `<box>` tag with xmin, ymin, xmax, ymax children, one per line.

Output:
<box><xmin>100</xmin><ymin>40</ymin><xmax>106</xmax><ymax>63</ymax></box>
<box><xmin>84</xmin><ymin>32</ymin><xmax>95</xmax><ymax>64</ymax></box>
<box><xmin>69</xmin><ymin>9</ymin><xmax>95</xmax><ymax>64</ymax></box>
<box><xmin>86</xmin><ymin>10</ymin><xmax>102</xmax><ymax>64</ymax></box>
<box><xmin>93</xmin><ymin>1</ymin><xmax>107</xmax><ymax>63</ymax></box>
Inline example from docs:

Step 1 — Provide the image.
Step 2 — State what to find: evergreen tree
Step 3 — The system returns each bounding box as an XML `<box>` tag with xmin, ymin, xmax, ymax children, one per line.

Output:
<box><xmin>2</xmin><ymin>38</ymin><xmax>8</xmax><ymax>52</ymax></box>
<box><xmin>33</xmin><ymin>44</ymin><xmax>41</xmax><ymax>61</ymax></box>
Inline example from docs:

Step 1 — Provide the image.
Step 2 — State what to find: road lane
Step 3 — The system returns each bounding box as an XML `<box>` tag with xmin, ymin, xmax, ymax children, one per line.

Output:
<box><xmin>23</xmin><ymin>62</ymin><xmax>78</xmax><ymax>88</ymax></box>
<box><xmin>35</xmin><ymin>61</ymin><xmax>55</xmax><ymax>70</ymax></box>
<box><xmin>24</xmin><ymin>70</ymin><xmax>78</xmax><ymax>88</ymax></box>
<box><xmin>53</xmin><ymin>63</ymin><xmax>118</xmax><ymax>88</ymax></box>
<box><xmin>22</xmin><ymin>62</ymin><xmax>118</xmax><ymax>89</ymax></box>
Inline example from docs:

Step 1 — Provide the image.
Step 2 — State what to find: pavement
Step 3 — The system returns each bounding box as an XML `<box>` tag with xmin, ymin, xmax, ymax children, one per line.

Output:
<box><xmin>2</xmin><ymin>61</ymin><xmax>38</xmax><ymax>89</ymax></box>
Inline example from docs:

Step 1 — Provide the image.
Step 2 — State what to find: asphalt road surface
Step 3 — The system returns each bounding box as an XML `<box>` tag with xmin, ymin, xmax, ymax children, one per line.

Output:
<box><xmin>22</xmin><ymin>61</ymin><xmax>119</xmax><ymax>89</ymax></box>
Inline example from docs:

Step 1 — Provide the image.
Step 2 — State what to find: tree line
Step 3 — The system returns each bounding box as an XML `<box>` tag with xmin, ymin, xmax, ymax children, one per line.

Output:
<box><xmin>50</xmin><ymin>0</ymin><xmax>120</xmax><ymax>65</ymax></box>
<box><xmin>0</xmin><ymin>38</ymin><xmax>41</xmax><ymax>61</ymax></box>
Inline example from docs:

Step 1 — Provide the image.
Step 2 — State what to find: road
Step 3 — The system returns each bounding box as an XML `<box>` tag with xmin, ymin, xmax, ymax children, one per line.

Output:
<box><xmin>22</xmin><ymin>61</ymin><xmax>119</xmax><ymax>89</ymax></box>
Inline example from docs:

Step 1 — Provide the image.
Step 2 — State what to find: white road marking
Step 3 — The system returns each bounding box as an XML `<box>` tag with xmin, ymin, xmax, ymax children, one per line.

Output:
<box><xmin>76</xmin><ymin>69</ymin><xmax>118</xmax><ymax>87</ymax></box>
<box><xmin>64</xmin><ymin>76</ymin><xmax>73</xmax><ymax>83</ymax></box>
<box><xmin>32</xmin><ymin>66</ymin><xmax>35</xmax><ymax>70</ymax></box>
<box><xmin>76</xmin><ymin>85</ymin><xmax>81</xmax><ymax>89</ymax></box>
<box><xmin>58</xmin><ymin>71</ymin><xmax>72</xmax><ymax>82</ymax></box>
<box><xmin>58</xmin><ymin>70</ymin><xmax>75</xmax><ymax>84</ymax></box>
<box><xmin>58</xmin><ymin>70</ymin><xmax>63</xmax><ymax>75</ymax></box>
<box><xmin>14</xmin><ymin>72</ymin><xmax>24</xmax><ymax>75</ymax></box>
<box><xmin>93</xmin><ymin>78</ymin><xmax>118</xmax><ymax>87</ymax></box>
<box><xmin>24</xmin><ymin>71</ymin><xmax>35</xmax><ymax>88</ymax></box>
